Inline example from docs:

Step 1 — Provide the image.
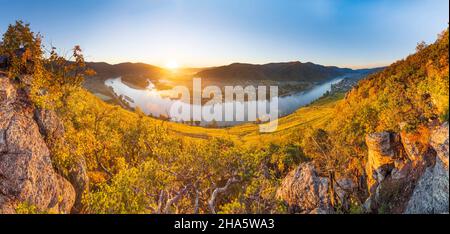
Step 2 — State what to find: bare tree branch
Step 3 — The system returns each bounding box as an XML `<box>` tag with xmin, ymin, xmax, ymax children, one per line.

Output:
<box><xmin>163</xmin><ymin>186</ymin><xmax>189</xmax><ymax>214</ymax></box>
<box><xmin>208</xmin><ymin>177</ymin><xmax>239</xmax><ymax>214</ymax></box>
<box><xmin>156</xmin><ymin>190</ymin><xmax>166</xmax><ymax>214</ymax></box>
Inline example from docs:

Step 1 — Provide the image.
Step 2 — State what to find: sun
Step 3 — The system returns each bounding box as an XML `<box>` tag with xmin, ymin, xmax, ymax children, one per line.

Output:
<box><xmin>165</xmin><ymin>60</ymin><xmax>179</xmax><ymax>71</ymax></box>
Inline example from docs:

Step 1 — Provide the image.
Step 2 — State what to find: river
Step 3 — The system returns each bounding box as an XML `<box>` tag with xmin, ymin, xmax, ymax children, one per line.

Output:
<box><xmin>105</xmin><ymin>77</ymin><xmax>344</xmax><ymax>127</ymax></box>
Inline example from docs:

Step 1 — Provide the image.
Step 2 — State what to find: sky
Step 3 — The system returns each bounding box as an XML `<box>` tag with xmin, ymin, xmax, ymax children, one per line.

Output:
<box><xmin>0</xmin><ymin>0</ymin><xmax>448</xmax><ymax>69</ymax></box>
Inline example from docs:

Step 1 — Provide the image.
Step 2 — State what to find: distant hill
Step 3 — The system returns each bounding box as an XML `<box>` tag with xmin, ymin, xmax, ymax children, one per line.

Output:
<box><xmin>86</xmin><ymin>62</ymin><xmax>169</xmax><ymax>88</ymax></box>
<box><xmin>195</xmin><ymin>61</ymin><xmax>361</xmax><ymax>82</ymax></box>
<box><xmin>86</xmin><ymin>60</ymin><xmax>382</xmax><ymax>88</ymax></box>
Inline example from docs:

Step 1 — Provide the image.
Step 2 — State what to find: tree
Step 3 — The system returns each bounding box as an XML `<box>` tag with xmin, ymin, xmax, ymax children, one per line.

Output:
<box><xmin>45</xmin><ymin>45</ymin><xmax>96</xmax><ymax>105</ymax></box>
<box><xmin>1</xmin><ymin>21</ymin><xmax>95</xmax><ymax>109</ymax></box>
<box><xmin>0</xmin><ymin>20</ymin><xmax>43</xmax><ymax>78</ymax></box>
<box><xmin>416</xmin><ymin>41</ymin><xmax>427</xmax><ymax>52</ymax></box>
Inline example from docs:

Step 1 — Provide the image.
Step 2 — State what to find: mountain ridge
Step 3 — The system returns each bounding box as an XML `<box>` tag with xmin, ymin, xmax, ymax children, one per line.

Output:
<box><xmin>86</xmin><ymin>60</ymin><xmax>382</xmax><ymax>81</ymax></box>
<box><xmin>194</xmin><ymin>61</ymin><xmax>365</xmax><ymax>82</ymax></box>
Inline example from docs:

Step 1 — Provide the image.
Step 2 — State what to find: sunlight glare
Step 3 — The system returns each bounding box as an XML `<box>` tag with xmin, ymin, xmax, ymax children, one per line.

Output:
<box><xmin>165</xmin><ymin>60</ymin><xmax>179</xmax><ymax>70</ymax></box>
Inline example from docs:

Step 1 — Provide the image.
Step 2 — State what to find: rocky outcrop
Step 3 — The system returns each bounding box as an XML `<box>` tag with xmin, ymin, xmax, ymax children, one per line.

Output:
<box><xmin>404</xmin><ymin>123</ymin><xmax>449</xmax><ymax>214</ymax></box>
<box><xmin>430</xmin><ymin>123</ymin><xmax>449</xmax><ymax>168</ymax></box>
<box><xmin>34</xmin><ymin>103</ymin><xmax>89</xmax><ymax>213</ymax></box>
<box><xmin>276</xmin><ymin>163</ymin><xmax>355</xmax><ymax>214</ymax></box>
<box><xmin>34</xmin><ymin>108</ymin><xmax>65</xmax><ymax>140</ymax></box>
<box><xmin>0</xmin><ymin>76</ymin><xmax>75</xmax><ymax>214</ymax></box>
<box><xmin>279</xmin><ymin>123</ymin><xmax>449</xmax><ymax>214</ymax></box>
<box><xmin>276</xmin><ymin>163</ymin><xmax>332</xmax><ymax>214</ymax></box>
<box><xmin>404</xmin><ymin>155</ymin><xmax>449</xmax><ymax>214</ymax></box>
<box><xmin>364</xmin><ymin>123</ymin><xmax>449</xmax><ymax>214</ymax></box>
<box><xmin>68</xmin><ymin>156</ymin><xmax>89</xmax><ymax>213</ymax></box>
<box><xmin>365</xmin><ymin>132</ymin><xmax>399</xmax><ymax>194</ymax></box>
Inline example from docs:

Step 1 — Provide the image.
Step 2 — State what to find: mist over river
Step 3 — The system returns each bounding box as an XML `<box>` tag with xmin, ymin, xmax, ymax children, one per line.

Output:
<box><xmin>105</xmin><ymin>77</ymin><xmax>344</xmax><ymax>127</ymax></box>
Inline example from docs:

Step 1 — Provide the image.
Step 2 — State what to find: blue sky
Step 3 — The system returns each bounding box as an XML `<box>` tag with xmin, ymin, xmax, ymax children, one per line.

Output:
<box><xmin>0</xmin><ymin>0</ymin><xmax>448</xmax><ymax>68</ymax></box>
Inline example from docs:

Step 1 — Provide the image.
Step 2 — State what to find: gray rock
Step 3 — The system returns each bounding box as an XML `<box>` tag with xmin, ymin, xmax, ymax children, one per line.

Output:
<box><xmin>430</xmin><ymin>122</ymin><xmax>449</xmax><ymax>169</ymax></box>
<box><xmin>34</xmin><ymin>108</ymin><xmax>65</xmax><ymax>140</ymax></box>
<box><xmin>365</xmin><ymin>123</ymin><xmax>449</xmax><ymax>214</ymax></box>
<box><xmin>276</xmin><ymin>163</ymin><xmax>334</xmax><ymax>214</ymax></box>
<box><xmin>404</xmin><ymin>157</ymin><xmax>449</xmax><ymax>214</ymax></box>
<box><xmin>403</xmin><ymin>122</ymin><xmax>450</xmax><ymax>214</ymax></box>
<box><xmin>0</xmin><ymin>76</ymin><xmax>16</xmax><ymax>113</ymax></box>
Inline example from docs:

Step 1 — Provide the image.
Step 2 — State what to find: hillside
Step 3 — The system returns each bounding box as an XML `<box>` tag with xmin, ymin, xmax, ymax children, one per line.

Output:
<box><xmin>196</xmin><ymin>61</ymin><xmax>356</xmax><ymax>82</ymax></box>
<box><xmin>86</xmin><ymin>61</ymin><xmax>359</xmax><ymax>86</ymax></box>
<box><xmin>170</xmin><ymin>29</ymin><xmax>450</xmax><ymax>213</ymax></box>
<box><xmin>86</xmin><ymin>62</ymin><xmax>168</xmax><ymax>80</ymax></box>
<box><xmin>86</xmin><ymin>62</ymin><xmax>168</xmax><ymax>87</ymax></box>
<box><xmin>331</xmin><ymin>29</ymin><xmax>449</xmax><ymax>151</ymax></box>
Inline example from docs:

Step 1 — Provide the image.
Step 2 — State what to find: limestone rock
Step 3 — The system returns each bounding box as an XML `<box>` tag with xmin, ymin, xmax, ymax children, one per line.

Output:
<box><xmin>404</xmin><ymin>123</ymin><xmax>449</xmax><ymax>214</ymax></box>
<box><xmin>0</xmin><ymin>78</ymin><xmax>16</xmax><ymax>154</ymax></box>
<box><xmin>0</xmin><ymin>77</ymin><xmax>16</xmax><ymax>110</ymax></box>
<box><xmin>335</xmin><ymin>178</ymin><xmax>355</xmax><ymax>201</ymax></box>
<box><xmin>430</xmin><ymin>122</ymin><xmax>449</xmax><ymax>169</ymax></box>
<box><xmin>364</xmin><ymin>124</ymin><xmax>449</xmax><ymax>214</ymax></box>
<box><xmin>364</xmin><ymin>131</ymin><xmax>421</xmax><ymax>213</ymax></box>
<box><xmin>404</xmin><ymin>157</ymin><xmax>449</xmax><ymax>214</ymax></box>
<box><xmin>365</xmin><ymin>132</ymin><xmax>398</xmax><ymax>193</ymax></box>
<box><xmin>68</xmin><ymin>156</ymin><xmax>89</xmax><ymax>213</ymax></box>
<box><xmin>34</xmin><ymin>108</ymin><xmax>65</xmax><ymax>140</ymax></box>
<box><xmin>276</xmin><ymin>163</ymin><xmax>333</xmax><ymax>214</ymax></box>
<box><xmin>401</xmin><ymin>132</ymin><xmax>426</xmax><ymax>162</ymax></box>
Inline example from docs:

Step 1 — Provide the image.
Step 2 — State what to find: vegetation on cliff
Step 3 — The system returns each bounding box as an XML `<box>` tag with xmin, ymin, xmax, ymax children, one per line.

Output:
<box><xmin>317</xmin><ymin>29</ymin><xmax>449</xmax><ymax>177</ymax></box>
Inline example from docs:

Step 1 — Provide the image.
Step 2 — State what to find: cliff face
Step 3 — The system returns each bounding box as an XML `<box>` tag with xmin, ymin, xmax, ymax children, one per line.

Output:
<box><xmin>0</xmin><ymin>76</ymin><xmax>75</xmax><ymax>214</ymax></box>
<box><xmin>195</xmin><ymin>62</ymin><xmax>355</xmax><ymax>82</ymax></box>
<box><xmin>278</xmin><ymin>123</ymin><xmax>449</xmax><ymax>214</ymax></box>
<box><xmin>276</xmin><ymin>30</ymin><xmax>449</xmax><ymax>213</ymax></box>
<box><xmin>365</xmin><ymin>123</ymin><xmax>449</xmax><ymax>214</ymax></box>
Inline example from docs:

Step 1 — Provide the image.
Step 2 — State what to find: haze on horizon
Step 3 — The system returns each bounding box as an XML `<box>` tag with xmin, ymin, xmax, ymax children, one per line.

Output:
<box><xmin>0</xmin><ymin>0</ymin><xmax>448</xmax><ymax>69</ymax></box>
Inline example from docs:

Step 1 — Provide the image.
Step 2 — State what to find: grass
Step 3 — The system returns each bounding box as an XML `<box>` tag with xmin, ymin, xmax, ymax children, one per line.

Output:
<box><xmin>165</xmin><ymin>92</ymin><xmax>345</xmax><ymax>144</ymax></box>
